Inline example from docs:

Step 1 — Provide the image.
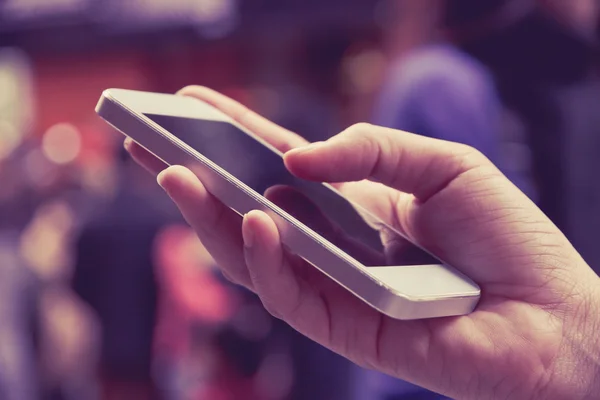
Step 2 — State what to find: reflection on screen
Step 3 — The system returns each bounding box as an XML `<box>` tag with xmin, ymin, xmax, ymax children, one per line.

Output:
<box><xmin>146</xmin><ymin>114</ymin><xmax>438</xmax><ymax>267</ymax></box>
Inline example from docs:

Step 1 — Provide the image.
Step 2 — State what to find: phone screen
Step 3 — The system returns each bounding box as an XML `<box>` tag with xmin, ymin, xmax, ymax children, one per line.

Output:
<box><xmin>146</xmin><ymin>114</ymin><xmax>438</xmax><ymax>267</ymax></box>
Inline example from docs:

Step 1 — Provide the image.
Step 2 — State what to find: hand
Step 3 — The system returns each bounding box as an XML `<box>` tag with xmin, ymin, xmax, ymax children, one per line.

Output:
<box><xmin>126</xmin><ymin>86</ymin><xmax>600</xmax><ymax>399</ymax></box>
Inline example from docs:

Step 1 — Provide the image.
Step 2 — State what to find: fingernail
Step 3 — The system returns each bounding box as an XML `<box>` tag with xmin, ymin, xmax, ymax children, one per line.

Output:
<box><xmin>242</xmin><ymin>217</ymin><xmax>255</xmax><ymax>248</ymax></box>
<box><xmin>287</xmin><ymin>141</ymin><xmax>326</xmax><ymax>156</ymax></box>
<box><xmin>123</xmin><ymin>137</ymin><xmax>132</xmax><ymax>151</ymax></box>
<box><xmin>157</xmin><ymin>169</ymin><xmax>168</xmax><ymax>190</ymax></box>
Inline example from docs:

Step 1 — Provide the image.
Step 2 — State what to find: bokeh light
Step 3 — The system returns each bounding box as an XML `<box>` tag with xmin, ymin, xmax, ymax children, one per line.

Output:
<box><xmin>42</xmin><ymin>123</ymin><xmax>82</xmax><ymax>165</ymax></box>
<box><xmin>0</xmin><ymin>120</ymin><xmax>21</xmax><ymax>160</ymax></box>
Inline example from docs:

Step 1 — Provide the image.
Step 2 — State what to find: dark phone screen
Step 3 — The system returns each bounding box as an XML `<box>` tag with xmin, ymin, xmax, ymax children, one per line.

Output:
<box><xmin>146</xmin><ymin>114</ymin><xmax>438</xmax><ymax>266</ymax></box>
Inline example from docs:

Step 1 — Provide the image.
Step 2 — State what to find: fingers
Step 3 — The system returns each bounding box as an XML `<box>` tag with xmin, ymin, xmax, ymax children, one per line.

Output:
<box><xmin>125</xmin><ymin>138</ymin><xmax>167</xmax><ymax>175</ymax></box>
<box><xmin>241</xmin><ymin>210</ymin><xmax>301</xmax><ymax>317</ymax></box>
<box><xmin>178</xmin><ymin>86</ymin><xmax>309</xmax><ymax>153</ymax></box>
<box><xmin>157</xmin><ymin>165</ymin><xmax>253</xmax><ymax>289</ymax></box>
<box><xmin>241</xmin><ymin>210</ymin><xmax>336</xmax><ymax>342</ymax></box>
<box><xmin>285</xmin><ymin>123</ymin><xmax>495</xmax><ymax>202</ymax></box>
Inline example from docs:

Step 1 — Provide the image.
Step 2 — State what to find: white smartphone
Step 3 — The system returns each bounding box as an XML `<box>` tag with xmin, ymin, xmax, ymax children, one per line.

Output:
<box><xmin>96</xmin><ymin>89</ymin><xmax>480</xmax><ymax>320</ymax></box>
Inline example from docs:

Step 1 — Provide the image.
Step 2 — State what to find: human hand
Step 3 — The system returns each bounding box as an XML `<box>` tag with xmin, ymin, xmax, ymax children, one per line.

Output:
<box><xmin>126</xmin><ymin>86</ymin><xmax>600</xmax><ymax>400</ymax></box>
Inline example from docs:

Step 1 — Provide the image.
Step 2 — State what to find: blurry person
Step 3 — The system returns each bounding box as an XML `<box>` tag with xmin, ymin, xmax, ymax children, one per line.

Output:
<box><xmin>375</xmin><ymin>0</ymin><xmax>599</xmax><ymax>229</ymax></box>
<box><xmin>367</xmin><ymin>2</ymin><xmax>511</xmax><ymax>398</ymax></box>
<box><xmin>1</xmin><ymin>131</ymin><xmax>102</xmax><ymax>400</ymax></box>
<box><xmin>18</xmin><ymin>199</ymin><xmax>100</xmax><ymax>400</ymax></box>
<box><xmin>373</xmin><ymin>0</ymin><xmax>535</xmax><ymax>200</ymax></box>
<box><xmin>72</xmin><ymin>146</ymin><xmax>176</xmax><ymax>400</ymax></box>
<box><xmin>372</xmin><ymin>0</ymin><xmax>600</xmax><ymax>281</ymax></box>
<box><xmin>0</xmin><ymin>230</ymin><xmax>40</xmax><ymax>400</ymax></box>
<box><xmin>0</xmin><ymin>144</ymin><xmax>40</xmax><ymax>400</ymax></box>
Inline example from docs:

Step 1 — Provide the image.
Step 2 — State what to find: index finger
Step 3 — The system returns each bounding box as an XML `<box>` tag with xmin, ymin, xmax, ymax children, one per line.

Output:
<box><xmin>177</xmin><ymin>86</ymin><xmax>309</xmax><ymax>153</ymax></box>
<box><xmin>127</xmin><ymin>86</ymin><xmax>310</xmax><ymax>175</ymax></box>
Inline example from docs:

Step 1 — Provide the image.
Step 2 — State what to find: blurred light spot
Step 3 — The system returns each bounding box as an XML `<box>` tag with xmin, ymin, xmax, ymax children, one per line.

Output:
<box><xmin>46</xmin><ymin>201</ymin><xmax>75</xmax><ymax>232</ymax></box>
<box><xmin>343</xmin><ymin>49</ymin><xmax>386</xmax><ymax>94</ymax></box>
<box><xmin>0</xmin><ymin>120</ymin><xmax>22</xmax><ymax>160</ymax></box>
<box><xmin>42</xmin><ymin>123</ymin><xmax>81</xmax><ymax>165</ymax></box>
<box><xmin>19</xmin><ymin>201</ymin><xmax>74</xmax><ymax>281</ymax></box>
<box><xmin>2</xmin><ymin>0</ymin><xmax>89</xmax><ymax>17</ymax></box>
<box><xmin>0</xmin><ymin>48</ymin><xmax>35</xmax><ymax>144</ymax></box>
<box><xmin>130</xmin><ymin>0</ymin><xmax>234</xmax><ymax>25</ymax></box>
<box><xmin>0</xmin><ymin>69</ymin><xmax>19</xmax><ymax>109</ymax></box>
<box><xmin>543</xmin><ymin>0</ymin><xmax>599</xmax><ymax>38</ymax></box>
<box><xmin>191</xmin><ymin>0</ymin><xmax>233</xmax><ymax>22</ymax></box>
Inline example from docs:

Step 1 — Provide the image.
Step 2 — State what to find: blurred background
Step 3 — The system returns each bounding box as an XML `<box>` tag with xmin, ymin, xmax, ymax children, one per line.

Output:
<box><xmin>1</xmin><ymin>0</ymin><xmax>600</xmax><ymax>399</ymax></box>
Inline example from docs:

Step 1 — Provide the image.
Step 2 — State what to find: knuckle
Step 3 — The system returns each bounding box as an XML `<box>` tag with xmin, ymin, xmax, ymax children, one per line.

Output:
<box><xmin>344</xmin><ymin>123</ymin><xmax>391</xmax><ymax>154</ymax></box>
<box><xmin>451</xmin><ymin>143</ymin><xmax>489</xmax><ymax>166</ymax></box>
<box><xmin>439</xmin><ymin>143</ymin><xmax>494</xmax><ymax>180</ymax></box>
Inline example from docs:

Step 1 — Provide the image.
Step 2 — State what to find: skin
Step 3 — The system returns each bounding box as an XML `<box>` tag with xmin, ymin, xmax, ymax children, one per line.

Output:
<box><xmin>125</xmin><ymin>86</ymin><xmax>600</xmax><ymax>400</ymax></box>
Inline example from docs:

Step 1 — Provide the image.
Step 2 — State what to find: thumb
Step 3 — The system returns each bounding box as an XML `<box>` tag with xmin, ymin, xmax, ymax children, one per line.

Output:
<box><xmin>284</xmin><ymin>123</ymin><xmax>493</xmax><ymax>202</ymax></box>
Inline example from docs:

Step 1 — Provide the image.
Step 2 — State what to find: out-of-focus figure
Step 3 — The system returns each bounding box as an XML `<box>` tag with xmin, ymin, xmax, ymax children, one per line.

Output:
<box><xmin>0</xmin><ymin>49</ymin><xmax>41</xmax><ymax>398</ymax></box>
<box><xmin>364</xmin><ymin>6</ymin><xmax>503</xmax><ymax>397</ymax></box>
<box><xmin>362</xmin><ymin>0</ymin><xmax>600</xmax><ymax>398</ymax></box>
<box><xmin>0</xmin><ymin>47</ymin><xmax>100</xmax><ymax>400</ymax></box>
<box><xmin>373</xmin><ymin>0</ymin><xmax>536</xmax><ymax>199</ymax></box>
<box><xmin>0</xmin><ymin>229</ymin><xmax>40</xmax><ymax>400</ymax></box>
<box><xmin>19</xmin><ymin>198</ymin><xmax>100</xmax><ymax>400</ymax></box>
<box><xmin>72</xmin><ymin>146</ymin><xmax>174</xmax><ymax>400</ymax></box>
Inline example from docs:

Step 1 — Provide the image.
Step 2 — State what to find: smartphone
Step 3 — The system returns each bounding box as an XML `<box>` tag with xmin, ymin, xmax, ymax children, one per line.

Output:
<box><xmin>96</xmin><ymin>89</ymin><xmax>480</xmax><ymax>320</ymax></box>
